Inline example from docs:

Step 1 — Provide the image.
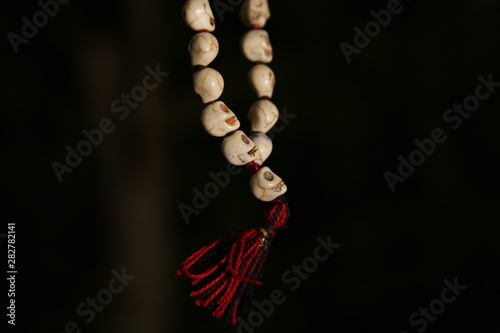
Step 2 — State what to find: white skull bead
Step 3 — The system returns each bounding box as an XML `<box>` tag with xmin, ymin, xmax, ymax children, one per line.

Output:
<box><xmin>189</xmin><ymin>32</ymin><xmax>219</xmax><ymax>67</ymax></box>
<box><xmin>221</xmin><ymin>130</ymin><xmax>259</xmax><ymax>166</ymax></box>
<box><xmin>182</xmin><ymin>0</ymin><xmax>215</xmax><ymax>32</ymax></box>
<box><xmin>201</xmin><ymin>101</ymin><xmax>240</xmax><ymax>137</ymax></box>
<box><xmin>241</xmin><ymin>29</ymin><xmax>273</xmax><ymax>63</ymax></box>
<box><xmin>249</xmin><ymin>133</ymin><xmax>272</xmax><ymax>165</ymax></box>
<box><xmin>249</xmin><ymin>64</ymin><xmax>275</xmax><ymax>98</ymax></box>
<box><xmin>240</xmin><ymin>0</ymin><xmax>271</xmax><ymax>28</ymax></box>
<box><xmin>250</xmin><ymin>167</ymin><xmax>287</xmax><ymax>202</ymax></box>
<box><xmin>248</xmin><ymin>99</ymin><xmax>279</xmax><ymax>133</ymax></box>
<box><xmin>193</xmin><ymin>68</ymin><xmax>224</xmax><ymax>104</ymax></box>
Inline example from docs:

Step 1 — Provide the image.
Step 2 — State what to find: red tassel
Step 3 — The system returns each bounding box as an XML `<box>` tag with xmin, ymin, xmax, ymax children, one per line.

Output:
<box><xmin>177</xmin><ymin>197</ymin><xmax>290</xmax><ymax>325</ymax></box>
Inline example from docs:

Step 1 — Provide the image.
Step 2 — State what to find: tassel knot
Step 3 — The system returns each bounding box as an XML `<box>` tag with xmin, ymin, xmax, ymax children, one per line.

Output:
<box><xmin>177</xmin><ymin>197</ymin><xmax>289</xmax><ymax>325</ymax></box>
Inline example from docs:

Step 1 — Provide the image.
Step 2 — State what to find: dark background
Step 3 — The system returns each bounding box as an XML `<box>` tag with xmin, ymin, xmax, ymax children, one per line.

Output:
<box><xmin>2</xmin><ymin>0</ymin><xmax>499</xmax><ymax>332</ymax></box>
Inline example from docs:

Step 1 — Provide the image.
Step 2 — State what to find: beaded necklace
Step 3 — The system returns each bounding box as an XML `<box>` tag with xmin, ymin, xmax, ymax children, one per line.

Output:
<box><xmin>177</xmin><ymin>0</ymin><xmax>290</xmax><ymax>325</ymax></box>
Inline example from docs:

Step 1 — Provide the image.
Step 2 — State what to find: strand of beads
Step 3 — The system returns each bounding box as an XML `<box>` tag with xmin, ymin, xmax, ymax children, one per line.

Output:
<box><xmin>180</xmin><ymin>0</ymin><xmax>290</xmax><ymax>324</ymax></box>
<box><xmin>241</xmin><ymin>0</ymin><xmax>287</xmax><ymax>201</ymax></box>
<box><xmin>184</xmin><ymin>0</ymin><xmax>259</xmax><ymax>168</ymax></box>
<box><xmin>183</xmin><ymin>0</ymin><xmax>287</xmax><ymax>201</ymax></box>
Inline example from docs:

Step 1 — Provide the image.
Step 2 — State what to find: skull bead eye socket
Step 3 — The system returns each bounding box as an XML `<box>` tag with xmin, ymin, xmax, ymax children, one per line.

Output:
<box><xmin>220</xmin><ymin>104</ymin><xmax>230</xmax><ymax>113</ymax></box>
<box><xmin>241</xmin><ymin>135</ymin><xmax>250</xmax><ymax>144</ymax></box>
<box><xmin>264</xmin><ymin>171</ymin><xmax>273</xmax><ymax>181</ymax></box>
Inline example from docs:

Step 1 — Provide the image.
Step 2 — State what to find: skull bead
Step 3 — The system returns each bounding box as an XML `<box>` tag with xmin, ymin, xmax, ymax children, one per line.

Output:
<box><xmin>250</xmin><ymin>166</ymin><xmax>287</xmax><ymax>201</ymax></box>
<box><xmin>221</xmin><ymin>130</ymin><xmax>258</xmax><ymax>166</ymax></box>
<box><xmin>249</xmin><ymin>64</ymin><xmax>275</xmax><ymax>98</ymax></box>
<box><xmin>201</xmin><ymin>101</ymin><xmax>240</xmax><ymax>137</ymax></box>
<box><xmin>182</xmin><ymin>0</ymin><xmax>216</xmax><ymax>32</ymax></box>
<box><xmin>189</xmin><ymin>32</ymin><xmax>219</xmax><ymax>67</ymax></box>
<box><xmin>240</xmin><ymin>0</ymin><xmax>271</xmax><ymax>28</ymax></box>
<box><xmin>241</xmin><ymin>29</ymin><xmax>273</xmax><ymax>63</ymax></box>
<box><xmin>193</xmin><ymin>68</ymin><xmax>224</xmax><ymax>104</ymax></box>
<box><xmin>247</xmin><ymin>99</ymin><xmax>279</xmax><ymax>133</ymax></box>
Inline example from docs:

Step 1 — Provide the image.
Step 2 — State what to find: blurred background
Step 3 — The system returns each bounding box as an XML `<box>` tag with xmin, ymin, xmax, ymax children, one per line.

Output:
<box><xmin>2</xmin><ymin>0</ymin><xmax>500</xmax><ymax>332</ymax></box>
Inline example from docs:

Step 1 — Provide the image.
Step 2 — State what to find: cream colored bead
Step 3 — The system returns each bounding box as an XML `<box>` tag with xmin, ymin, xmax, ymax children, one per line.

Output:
<box><xmin>250</xmin><ymin>167</ymin><xmax>287</xmax><ymax>201</ymax></box>
<box><xmin>182</xmin><ymin>0</ymin><xmax>215</xmax><ymax>32</ymax></box>
<box><xmin>189</xmin><ymin>32</ymin><xmax>219</xmax><ymax>67</ymax></box>
<box><xmin>201</xmin><ymin>101</ymin><xmax>240</xmax><ymax>137</ymax></box>
<box><xmin>248</xmin><ymin>99</ymin><xmax>279</xmax><ymax>133</ymax></box>
<box><xmin>221</xmin><ymin>130</ymin><xmax>258</xmax><ymax>166</ymax></box>
<box><xmin>249</xmin><ymin>133</ymin><xmax>272</xmax><ymax>165</ymax></box>
<box><xmin>241</xmin><ymin>29</ymin><xmax>273</xmax><ymax>63</ymax></box>
<box><xmin>240</xmin><ymin>0</ymin><xmax>271</xmax><ymax>28</ymax></box>
<box><xmin>249</xmin><ymin>64</ymin><xmax>275</xmax><ymax>98</ymax></box>
<box><xmin>193</xmin><ymin>68</ymin><xmax>224</xmax><ymax>103</ymax></box>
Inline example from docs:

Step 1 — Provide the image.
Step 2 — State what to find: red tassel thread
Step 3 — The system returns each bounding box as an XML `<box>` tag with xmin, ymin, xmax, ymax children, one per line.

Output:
<box><xmin>177</xmin><ymin>162</ymin><xmax>290</xmax><ymax>325</ymax></box>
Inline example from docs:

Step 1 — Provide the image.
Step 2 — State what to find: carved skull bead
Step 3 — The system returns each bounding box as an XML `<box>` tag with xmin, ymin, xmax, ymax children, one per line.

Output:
<box><xmin>182</xmin><ymin>0</ymin><xmax>216</xmax><ymax>32</ymax></box>
<box><xmin>249</xmin><ymin>64</ymin><xmax>275</xmax><ymax>98</ymax></box>
<box><xmin>221</xmin><ymin>130</ymin><xmax>258</xmax><ymax>166</ymax></box>
<box><xmin>240</xmin><ymin>0</ymin><xmax>271</xmax><ymax>28</ymax></box>
<box><xmin>250</xmin><ymin>166</ymin><xmax>287</xmax><ymax>201</ymax></box>
<box><xmin>193</xmin><ymin>68</ymin><xmax>224</xmax><ymax>104</ymax></box>
<box><xmin>247</xmin><ymin>99</ymin><xmax>279</xmax><ymax>133</ymax></box>
<box><xmin>241</xmin><ymin>29</ymin><xmax>273</xmax><ymax>63</ymax></box>
<box><xmin>189</xmin><ymin>32</ymin><xmax>219</xmax><ymax>67</ymax></box>
<box><xmin>201</xmin><ymin>101</ymin><xmax>240</xmax><ymax>137</ymax></box>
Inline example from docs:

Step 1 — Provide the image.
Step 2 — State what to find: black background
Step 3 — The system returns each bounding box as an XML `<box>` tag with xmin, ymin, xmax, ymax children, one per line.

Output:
<box><xmin>2</xmin><ymin>0</ymin><xmax>499</xmax><ymax>332</ymax></box>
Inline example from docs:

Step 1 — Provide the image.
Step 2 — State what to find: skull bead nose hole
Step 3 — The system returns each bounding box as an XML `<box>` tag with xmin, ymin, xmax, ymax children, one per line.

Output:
<box><xmin>264</xmin><ymin>171</ymin><xmax>274</xmax><ymax>181</ymax></box>
<box><xmin>241</xmin><ymin>135</ymin><xmax>250</xmax><ymax>144</ymax></box>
